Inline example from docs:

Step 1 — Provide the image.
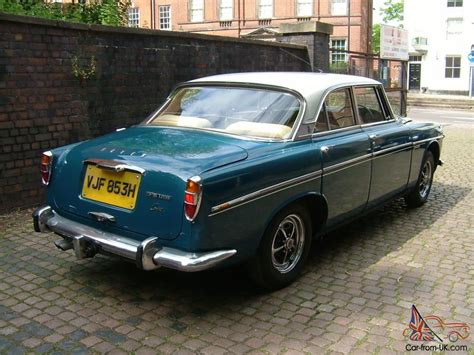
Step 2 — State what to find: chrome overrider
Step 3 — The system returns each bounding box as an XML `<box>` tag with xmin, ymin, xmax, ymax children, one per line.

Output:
<box><xmin>32</xmin><ymin>206</ymin><xmax>236</xmax><ymax>272</ymax></box>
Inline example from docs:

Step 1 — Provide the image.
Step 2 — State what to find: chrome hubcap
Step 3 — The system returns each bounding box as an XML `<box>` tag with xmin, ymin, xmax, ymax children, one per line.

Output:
<box><xmin>271</xmin><ymin>214</ymin><xmax>305</xmax><ymax>274</ymax></box>
<box><xmin>419</xmin><ymin>160</ymin><xmax>432</xmax><ymax>198</ymax></box>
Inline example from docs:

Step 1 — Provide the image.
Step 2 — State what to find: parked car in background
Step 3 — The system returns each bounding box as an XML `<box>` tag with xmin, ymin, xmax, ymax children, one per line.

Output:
<box><xmin>33</xmin><ymin>73</ymin><xmax>444</xmax><ymax>290</ymax></box>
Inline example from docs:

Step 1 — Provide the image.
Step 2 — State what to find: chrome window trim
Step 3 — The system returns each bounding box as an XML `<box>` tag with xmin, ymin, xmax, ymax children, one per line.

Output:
<box><xmin>377</xmin><ymin>84</ymin><xmax>396</xmax><ymax>119</ymax></box>
<box><xmin>360</xmin><ymin>119</ymin><xmax>397</xmax><ymax>128</ymax></box>
<box><xmin>143</xmin><ymin>82</ymin><xmax>306</xmax><ymax>143</ymax></box>
<box><xmin>353</xmin><ymin>85</ymin><xmax>390</xmax><ymax>125</ymax></box>
<box><xmin>304</xmin><ymin>84</ymin><xmax>394</xmax><ymax>139</ymax></box>
<box><xmin>209</xmin><ymin>169</ymin><xmax>322</xmax><ymax>216</ymax></box>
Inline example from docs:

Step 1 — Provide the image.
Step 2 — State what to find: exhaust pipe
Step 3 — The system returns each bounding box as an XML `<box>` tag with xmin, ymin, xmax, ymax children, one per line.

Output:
<box><xmin>54</xmin><ymin>239</ymin><xmax>73</xmax><ymax>251</ymax></box>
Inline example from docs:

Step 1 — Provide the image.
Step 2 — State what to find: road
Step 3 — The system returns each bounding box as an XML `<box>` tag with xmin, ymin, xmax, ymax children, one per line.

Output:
<box><xmin>407</xmin><ymin>107</ymin><xmax>474</xmax><ymax>126</ymax></box>
<box><xmin>0</xmin><ymin>125</ymin><xmax>473</xmax><ymax>354</ymax></box>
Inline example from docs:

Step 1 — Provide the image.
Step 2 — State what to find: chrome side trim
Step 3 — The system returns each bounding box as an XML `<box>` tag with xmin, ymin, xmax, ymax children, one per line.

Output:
<box><xmin>412</xmin><ymin>135</ymin><xmax>444</xmax><ymax>146</ymax></box>
<box><xmin>324</xmin><ymin>153</ymin><xmax>372</xmax><ymax>175</ymax></box>
<box><xmin>209</xmin><ymin>170</ymin><xmax>322</xmax><ymax>216</ymax></box>
<box><xmin>209</xmin><ymin>135</ymin><xmax>444</xmax><ymax>216</ymax></box>
<box><xmin>373</xmin><ymin>142</ymin><xmax>413</xmax><ymax>157</ymax></box>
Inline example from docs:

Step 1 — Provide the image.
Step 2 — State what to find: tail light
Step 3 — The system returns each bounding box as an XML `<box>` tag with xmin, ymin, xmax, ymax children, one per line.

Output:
<box><xmin>184</xmin><ymin>176</ymin><xmax>202</xmax><ymax>221</ymax></box>
<box><xmin>40</xmin><ymin>151</ymin><xmax>53</xmax><ymax>185</ymax></box>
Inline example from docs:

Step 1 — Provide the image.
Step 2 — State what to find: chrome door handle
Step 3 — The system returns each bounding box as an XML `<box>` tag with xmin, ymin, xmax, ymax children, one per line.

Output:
<box><xmin>369</xmin><ymin>134</ymin><xmax>378</xmax><ymax>140</ymax></box>
<box><xmin>320</xmin><ymin>145</ymin><xmax>330</xmax><ymax>153</ymax></box>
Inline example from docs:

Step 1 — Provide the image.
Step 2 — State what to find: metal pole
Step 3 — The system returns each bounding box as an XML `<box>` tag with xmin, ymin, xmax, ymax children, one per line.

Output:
<box><xmin>470</xmin><ymin>67</ymin><xmax>473</xmax><ymax>98</ymax></box>
<box><xmin>347</xmin><ymin>0</ymin><xmax>351</xmax><ymax>52</ymax></box>
<box><xmin>237</xmin><ymin>0</ymin><xmax>241</xmax><ymax>38</ymax></box>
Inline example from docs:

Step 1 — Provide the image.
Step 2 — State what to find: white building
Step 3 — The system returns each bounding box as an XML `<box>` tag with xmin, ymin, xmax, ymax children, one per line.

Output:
<box><xmin>404</xmin><ymin>0</ymin><xmax>474</xmax><ymax>95</ymax></box>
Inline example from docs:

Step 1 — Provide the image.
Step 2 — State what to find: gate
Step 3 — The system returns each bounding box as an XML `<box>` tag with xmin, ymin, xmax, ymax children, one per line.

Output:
<box><xmin>328</xmin><ymin>49</ymin><xmax>408</xmax><ymax>117</ymax></box>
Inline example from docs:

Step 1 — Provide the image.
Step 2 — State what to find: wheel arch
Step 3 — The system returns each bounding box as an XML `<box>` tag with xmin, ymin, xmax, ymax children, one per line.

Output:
<box><xmin>264</xmin><ymin>192</ymin><xmax>328</xmax><ymax>237</ymax></box>
<box><xmin>427</xmin><ymin>141</ymin><xmax>440</xmax><ymax>170</ymax></box>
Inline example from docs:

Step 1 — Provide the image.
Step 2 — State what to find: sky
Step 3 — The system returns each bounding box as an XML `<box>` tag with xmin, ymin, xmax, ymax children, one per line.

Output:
<box><xmin>373</xmin><ymin>0</ymin><xmax>384</xmax><ymax>24</ymax></box>
<box><xmin>373</xmin><ymin>0</ymin><xmax>400</xmax><ymax>26</ymax></box>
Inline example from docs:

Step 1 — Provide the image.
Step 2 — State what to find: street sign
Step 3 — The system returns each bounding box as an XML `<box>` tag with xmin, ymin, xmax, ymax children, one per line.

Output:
<box><xmin>380</xmin><ymin>25</ymin><xmax>409</xmax><ymax>61</ymax></box>
<box><xmin>469</xmin><ymin>51</ymin><xmax>474</xmax><ymax>67</ymax></box>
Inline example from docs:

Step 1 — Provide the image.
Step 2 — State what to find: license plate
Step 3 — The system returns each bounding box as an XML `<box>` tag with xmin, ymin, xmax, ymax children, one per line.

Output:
<box><xmin>81</xmin><ymin>165</ymin><xmax>142</xmax><ymax>210</ymax></box>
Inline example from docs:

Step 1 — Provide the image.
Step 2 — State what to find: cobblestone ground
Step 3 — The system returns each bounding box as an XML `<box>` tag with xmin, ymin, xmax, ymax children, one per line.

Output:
<box><xmin>1</xmin><ymin>125</ymin><xmax>473</xmax><ymax>354</ymax></box>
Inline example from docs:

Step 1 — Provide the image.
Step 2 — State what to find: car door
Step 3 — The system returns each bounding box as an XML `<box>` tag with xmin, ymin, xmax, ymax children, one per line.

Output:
<box><xmin>355</xmin><ymin>85</ymin><xmax>412</xmax><ymax>206</ymax></box>
<box><xmin>312</xmin><ymin>87</ymin><xmax>372</xmax><ymax>226</ymax></box>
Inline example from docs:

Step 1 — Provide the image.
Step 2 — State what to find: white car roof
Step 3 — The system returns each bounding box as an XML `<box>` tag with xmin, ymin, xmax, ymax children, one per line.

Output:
<box><xmin>190</xmin><ymin>72</ymin><xmax>381</xmax><ymax>98</ymax></box>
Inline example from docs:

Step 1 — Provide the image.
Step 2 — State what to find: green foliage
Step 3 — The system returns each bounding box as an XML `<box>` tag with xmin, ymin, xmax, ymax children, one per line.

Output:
<box><xmin>372</xmin><ymin>24</ymin><xmax>380</xmax><ymax>54</ymax></box>
<box><xmin>330</xmin><ymin>62</ymin><xmax>348</xmax><ymax>74</ymax></box>
<box><xmin>71</xmin><ymin>55</ymin><xmax>96</xmax><ymax>81</ymax></box>
<box><xmin>372</xmin><ymin>0</ymin><xmax>403</xmax><ymax>53</ymax></box>
<box><xmin>0</xmin><ymin>0</ymin><xmax>130</xmax><ymax>26</ymax></box>
<box><xmin>380</xmin><ymin>0</ymin><xmax>404</xmax><ymax>24</ymax></box>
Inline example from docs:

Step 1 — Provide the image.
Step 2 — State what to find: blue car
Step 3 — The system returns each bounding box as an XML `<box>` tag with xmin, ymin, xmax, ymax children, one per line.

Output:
<box><xmin>33</xmin><ymin>73</ymin><xmax>444</xmax><ymax>289</ymax></box>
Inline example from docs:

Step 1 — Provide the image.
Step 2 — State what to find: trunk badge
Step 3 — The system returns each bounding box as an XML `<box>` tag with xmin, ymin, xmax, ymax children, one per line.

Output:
<box><xmin>146</xmin><ymin>192</ymin><xmax>172</xmax><ymax>201</ymax></box>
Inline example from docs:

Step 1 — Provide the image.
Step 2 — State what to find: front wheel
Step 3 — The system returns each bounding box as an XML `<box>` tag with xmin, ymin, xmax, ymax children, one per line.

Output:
<box><xmin>405</xmin><ymin>150</ymin><xmax>435</xmax><ymax>208</ymax></box>
<box><xmin>248</xmin><ymin>203</ymin><xmax>312</xmax><ymax>291</ymax></box>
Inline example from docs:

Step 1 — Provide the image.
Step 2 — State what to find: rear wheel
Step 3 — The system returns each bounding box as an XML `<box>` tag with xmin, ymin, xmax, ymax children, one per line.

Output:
<box><xmin>249</xmin><ymin>203</ymin><xmax>312</xmax><ymax>291</ymax></box>
<box><xmin>405</xmin><ymin>150</ymin><xmax>435</xmax><ymax>208</ymax></box>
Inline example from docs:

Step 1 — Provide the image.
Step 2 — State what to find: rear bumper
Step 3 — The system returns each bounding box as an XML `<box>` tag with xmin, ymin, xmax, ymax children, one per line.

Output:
<box><xmin>32</xmin><ymin>206</ymin><xmax>236</xmax><ymax>272</ymax></box>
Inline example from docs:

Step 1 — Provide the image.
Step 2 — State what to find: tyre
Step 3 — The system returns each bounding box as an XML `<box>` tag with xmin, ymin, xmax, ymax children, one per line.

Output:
<box><xmin>405</xmin><ymin>150</ymin><xmax>435</xmax><ymax>208</ymax></box>
<box><xmin>248</xmin><ymin>203</ymin><xmax>312</xmax><ymax>291</ymax></box>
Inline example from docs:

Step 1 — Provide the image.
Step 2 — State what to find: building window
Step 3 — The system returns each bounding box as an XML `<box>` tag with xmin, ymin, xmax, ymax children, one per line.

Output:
<box><xmin>128</xmin><ymin>8</ymin><xmax>140</xmax><ymax>27</ymax></box>
<box><xmin>331</xmin><ymin>39</ymin><xmax>347</xmax><ymax>63</ymax></box>
<box><xmin>412</xmin><ymin>37</ymin><xmax>428</xmax><ymax>46</ymax></box>
<box><xmin>189</xmin><ymin>0</ymin><xmax>204</xmax><ymax>22</ymax></box>
<box><xmin>445</xmin><ymin>56</ymin><xmax>461</xmax><ymax>78</ymax></box>
<box><xmin>296</xmin><ymin>0</ymin><xmax>313</xmax><ymax>17</ymax></box>
<box><xmin>447</xmin><ymin>0</ymin><xmax>462</xmax><ymax>7</ymax></box>
<box><xmin>159</xmin><ymin>5</ymin><xmax>171</xmax><ymax>30</ymax></box>
<box><xmin>331</xmin><ymin>0</ymin><xmax>347</xmax><ymax>16</ymax></box>
<box><xmin>409</xmin><ymin>55</ymin><xmax>422</xmax><ymax>62</ymax></box>
<box><xmin>258</xmin><ymin>0</ymin><xmax>273</xmax><ymax>19</ymax></box>
<box><xmin>446</xmin><ymin>18</ymin><xmax>463</xmax><ymax>38</ymax></box>
<box><xmin>219</xmin><ymin>0</ymin><xmax>233</xmax><ymax>20</ymax></box>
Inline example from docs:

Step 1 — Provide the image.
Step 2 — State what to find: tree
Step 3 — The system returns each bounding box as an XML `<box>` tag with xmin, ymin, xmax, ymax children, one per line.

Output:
<box><xmin>372</xmin><ymin>24</ymin><xmax>381</xmax><ymax>54</ymax></box>
<box><xmin>380</xmin><ymin>0</ymin><xmax>404</xmax><ymax>24</ymax></box>
<box><xmin>372</xmin><ymin>0</ymin><xmax>404</xmax><ymax>54</ymax></box>
<box><xmin>0</xmin><ymin>0</ymin><xmax>130</xmax><ymax>26</ymax></box>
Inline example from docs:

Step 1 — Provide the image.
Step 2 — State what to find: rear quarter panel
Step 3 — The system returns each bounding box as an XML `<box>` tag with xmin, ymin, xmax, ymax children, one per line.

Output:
<box><xmin>187</xmin><ymin>140</ymin><xmax>323</xmax><ymax>263</ymax></box>
<box><xmin>407</xmin><ymin>122</ymin><xmax>444</xmax><ymax>187</ymax></box>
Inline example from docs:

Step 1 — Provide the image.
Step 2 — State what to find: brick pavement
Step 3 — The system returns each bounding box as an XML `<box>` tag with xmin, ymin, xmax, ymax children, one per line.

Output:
<box><xmin>0</xmin><ymin>125</ymin><xmax>473</xmax><ymax>354</ymax></box>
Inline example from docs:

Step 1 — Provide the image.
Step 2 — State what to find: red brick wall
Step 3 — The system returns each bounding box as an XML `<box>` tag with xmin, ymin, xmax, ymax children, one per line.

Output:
<box><xmin>135</xmin><ymin>0</ymin><xmax>373</xmax><ymax>53</ymax></box>
<box><xmin>0</xmin><ymin>13</ymin><xmax>311</xmax><ymax>212</ymax></box>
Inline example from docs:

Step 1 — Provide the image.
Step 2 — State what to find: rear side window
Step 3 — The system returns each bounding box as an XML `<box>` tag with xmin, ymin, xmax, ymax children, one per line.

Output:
<box><xmin>314</xmin><ymin>103</ymin><xmax>329</xmax><ymax>133</ymax></box>
<box><xmin>354</xmin><ymin>87</ymin><xmax>386</xmax><ymax>124</ymax></box>
<box><xmin>324</xmin><ymin>88</ymin><xmax>356</xmax><ymax>130</ymax></box>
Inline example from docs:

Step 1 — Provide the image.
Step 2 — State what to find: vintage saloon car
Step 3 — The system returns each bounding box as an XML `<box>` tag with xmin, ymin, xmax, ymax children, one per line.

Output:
<box><xmin>33</xmin><ymin>73</ymin><xmax>444</xmax><ymax>289</ymax></box>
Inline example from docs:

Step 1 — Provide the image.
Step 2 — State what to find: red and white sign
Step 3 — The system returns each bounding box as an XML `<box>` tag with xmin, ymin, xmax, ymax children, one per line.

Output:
<box><xmin>380</xmin><ymin>25</ymin><xmax>409</xmax><ymax>61</ymax></box>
